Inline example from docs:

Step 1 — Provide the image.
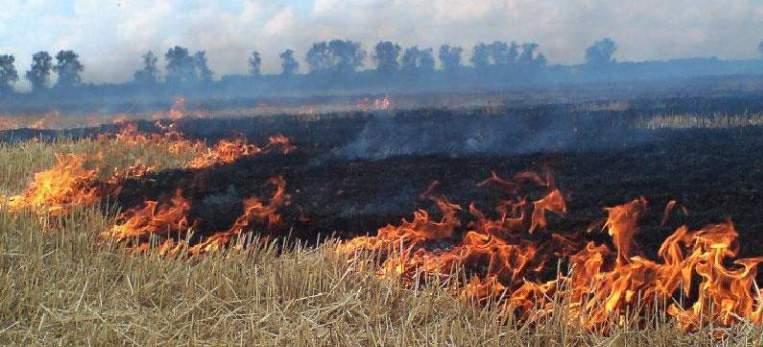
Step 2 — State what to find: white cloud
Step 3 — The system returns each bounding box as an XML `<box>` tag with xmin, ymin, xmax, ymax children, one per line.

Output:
<box><xmin>0</xmin><ymin>0</ymin><xmax>762</xmax><ymax>86</ymax></box>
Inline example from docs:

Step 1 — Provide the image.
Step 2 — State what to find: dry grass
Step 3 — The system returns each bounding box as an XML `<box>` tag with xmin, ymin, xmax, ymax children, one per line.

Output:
<box><xmin>1</xmin><ymin>138</ymin><xmax>762</xmax><ymax>346</ymax></box>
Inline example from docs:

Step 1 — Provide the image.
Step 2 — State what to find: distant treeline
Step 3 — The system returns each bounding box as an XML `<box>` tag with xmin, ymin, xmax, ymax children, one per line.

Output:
<box><xmin>1</xmin><ymin>38</ymin><xmax>763</xmax><ymax>103</ymax></box>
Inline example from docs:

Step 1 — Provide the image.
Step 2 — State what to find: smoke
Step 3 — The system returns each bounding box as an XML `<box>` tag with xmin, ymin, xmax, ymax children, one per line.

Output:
<box><xmin>2</xmin><ymin>0</ymin><xmax>763</xmax><ymax>88</ymax></box>
<box><xmin>335</xmin><ymin>110</ymin><xmax>653</xmax><ymax>160</ymax></box>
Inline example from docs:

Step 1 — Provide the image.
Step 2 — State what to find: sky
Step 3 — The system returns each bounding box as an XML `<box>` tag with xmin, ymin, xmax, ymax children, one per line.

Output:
<box><xmin>1</xmin><ymin>0</ymin><xmax>762</xmax><ymax>87</ymax></box>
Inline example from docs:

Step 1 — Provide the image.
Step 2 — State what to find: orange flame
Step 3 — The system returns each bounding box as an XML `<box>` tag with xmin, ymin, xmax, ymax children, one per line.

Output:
<box><xmin>102</xmin><ymin>177</ymin><xmax>290</xmax><ymax>257</ymax></box>
<box><xmin>188</xmin><ymin>135</ymin><xmax>295</xmax><ymax>169</ymax></box>
<box><xmin>186</xmin><ymin>176</ymin><xmax>290</xmax><ymax>256</ymax></box>
<box><xmin>339</xmin><ymin>171</ymin><xmax>763</xmax><ymax>332</ymax></box>
<box><xmin>5</xmin><ymin>154</ymin><xmax>101</xmax><ymax>216</ymax></box>
<box><xmin>104</xmin><ymin>189</ymin><xmax>192</xmax><ymax>243</ymax></box>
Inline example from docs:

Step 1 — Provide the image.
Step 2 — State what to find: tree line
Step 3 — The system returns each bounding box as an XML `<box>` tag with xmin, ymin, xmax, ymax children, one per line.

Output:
<box><xmin>0</xmin><ymin>50</ymin><xmax>84</xmax><ymax>95</ymax></box>
<box><xmin>1</xmin><ymin>37</ymin><xmax>762</xmax><ymax>97</ymax></box>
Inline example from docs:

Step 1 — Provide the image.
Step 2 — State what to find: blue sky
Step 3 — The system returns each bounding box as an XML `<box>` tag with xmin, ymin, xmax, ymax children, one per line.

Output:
<box><xmin>1</xmin><ymin>0</ymin><xmax>762</xmax><ymax>88</ymax></box>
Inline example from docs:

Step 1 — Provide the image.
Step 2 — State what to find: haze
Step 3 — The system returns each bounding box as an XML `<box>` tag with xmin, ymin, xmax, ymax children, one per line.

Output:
<box><xmin>2</xmin><ymin>0</ymin><xmax>762</xmax><ymax>86</ymax></box>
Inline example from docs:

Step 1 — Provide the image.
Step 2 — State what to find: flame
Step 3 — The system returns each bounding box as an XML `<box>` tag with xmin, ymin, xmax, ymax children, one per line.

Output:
<box><xmin>337</xmin><ymin>195</ymin><xmax>461</xmax><ymax>256</ymax></box>
<box><xmin>265</xmin><ymin>134</ymin><xmax>297</xmax><ymax>154</ymax></box>
<box><xmin>29</xmin><ymin>111</ymin><xmax>63</xmax><ymax>129</ymax></box>
<box><xmin>106</xmin><ymin>121</ymin><xmax>202</xmax><ymax>156</ymax></box>
<box><xmin>188</xmin><ymin>135</ymin><xmax>295</xmax><ymax>169</ymax></box>
<box><xmin>4</xmin><ymin>118</ymin><xmax>294</xmax><ymax>219</ymax></box>
<box><xmin>602</xmin><ymin>197</ymin><xmax>647</xmax><ymax>265</ymax></box>
<box><xmin>185</xmin><ymin>176</ymin><xmax>290</xmax><ymax>256</ymax></box>
<box><xmin>339</xmin><ymin>171</ymin><xmax>763</xmax><ymax>332</ymax></box>
<box><xmin>102</xmin><ymin>177</ymin><xmax>290</xmax><ymax>256</ymax></box>
<box><xmin>104</xmin><ymin>189</ymin><xmax>192</xmax><ymax>242</ymax></box>
<box><xmin>5</xmin><ymin>154</ymin><xmax>101</xmax><ymax>216</ymax></box>
<box><xmin>188</xmin><ymin>138</ymin><xmax>263</xmax><ymax>169</ymax></box>
<box><xmin>168</xmin><ymin>97</ymin><xmax>187</xmax><ymax>121</ymax></box>
<box><xmin>6</xmin><ymin>110</ymin><xmax>762</xmax><ymax>333</ymax></box>
<box><xmin>529</xmin><ymin>189</ymin><xmax>566</xmax><ymax>234</ymax></box>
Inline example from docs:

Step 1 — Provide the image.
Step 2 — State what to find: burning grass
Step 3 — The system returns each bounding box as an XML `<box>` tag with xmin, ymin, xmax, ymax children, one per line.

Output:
<box><xmin>337</xmin><ymin>172</ymin><xmax>763</xmax><ymax>336</ymax></box>
<box><xmin>2</xmin><ymin>208</ymin><xmax>761</xmax><ymax>346</ymax></box>
<box><xmin>2</xmin><ymin>121</ymin><xmax>763</xmax><ymax>345</ymax></box>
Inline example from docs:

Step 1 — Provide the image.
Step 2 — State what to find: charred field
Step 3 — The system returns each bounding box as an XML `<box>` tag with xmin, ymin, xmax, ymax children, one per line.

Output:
<box><xmin>3</xmin><ymin>96</ymin><xmax>763</xmax><ymax>345</ymax></box>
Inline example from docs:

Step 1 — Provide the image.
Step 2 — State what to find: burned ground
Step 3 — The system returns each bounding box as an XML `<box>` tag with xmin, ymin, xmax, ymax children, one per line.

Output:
<box><xmin>3</xmin><ymin>97</ymin><xmax>763</xmax><ymax>257</ymax></box>
<box><xmin>78</xmin><ymin>110</ymin><xmax>763</xmax><ymax>265</ymax></box>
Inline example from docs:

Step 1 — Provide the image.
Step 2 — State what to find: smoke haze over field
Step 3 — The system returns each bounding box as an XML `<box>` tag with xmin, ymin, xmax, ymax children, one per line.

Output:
<box><xmin>0</xmin><ymin>0</ymin><xmax>762</xmax><ymax>87</ymax></box>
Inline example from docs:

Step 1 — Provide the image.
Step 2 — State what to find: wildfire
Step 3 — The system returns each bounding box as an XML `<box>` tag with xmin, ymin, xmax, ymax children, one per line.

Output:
<box><xmin>168</xmin><ymin>97</ymin><xmax>187</xmax><ymax>120</ymax></box>
<box><xmin>5</xmin><ymin>110</ymin><xmax>762</xmax><ymax>334</ymax></box>
<box><xmin>106</xmin><ymin>120</ymin><xmax>202</xmax><ymax>155</ymax></box>
<box><xmin>4</xmin><ymin>154</ymin><xmax>101</xmax><ymax>216</ymax></box>
<box><xmin>188</xmin><ymin>135</ymin><xmax>294</xmax><ymax>169</ymax></box>
<box><xmin>149</xmin><ymin>96</ymin><xmax>207</xmax><ymax>120</ymax></box>
<box><xmin>4</xmin><ymin>116</ymin><xmax>295</xmax><ymax>217</ymax></box>
<box><xmin>102</xmin><ymin>176</ymin><xmax>289</xmax><ymax>256</ymax></box>
<box><xmin>185</xmin><ymin>176</ymin><xmax>290</xmax><ymax>256</ymax></box>
<box><xmin>105</xmin><ymin>189</ymin><xmax>192</xmax><ymax>243</ymax></box>
<box><xmin>338</xmin><ymin>171</ymin><xmax>763</xmax><ymax>332</ymax></box>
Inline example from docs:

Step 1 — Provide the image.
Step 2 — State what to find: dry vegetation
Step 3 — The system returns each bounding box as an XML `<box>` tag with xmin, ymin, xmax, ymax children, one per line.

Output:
<box><xmin>1</xmin><ymin>138</ymin><xmax>762</xmax><ymax>346</ymax></box>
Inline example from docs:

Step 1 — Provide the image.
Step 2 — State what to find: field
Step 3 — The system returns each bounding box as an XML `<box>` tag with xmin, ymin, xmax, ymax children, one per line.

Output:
<box><xmin>2</xmin><ymin>97</ymin><xmax>763</xmax><ymax>345</ymax></box>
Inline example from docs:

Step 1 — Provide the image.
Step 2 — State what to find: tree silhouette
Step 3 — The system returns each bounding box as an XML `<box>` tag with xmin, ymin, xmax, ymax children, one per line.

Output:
<box><xmin>471</xmin><ymin>43</ymin><xmax>490</xmax><ymax>69</ymax></box>
<box><xmin>306</xmin><ymin>42</ymin><xmax>333</xmax><ymax>73</ymax></box>
<box><xmin>52</xmin><ymin>50</ymin><xmax>84</xmax><ymax>89</ymax></box>
<box><xmin>330</xmin><ymin>40</ymin><xmax>365</xmax><ymax>74</ymax></box>
<box><xmin>194</xmin><ymin>51</ymin><xmax>214</xmax><ymax>84</ymax></box>
<box><xmin>401</xmin><ymin>47</ymin><xmax>418</xmax><ymax>72</ymax></box>
<box><xmin>25</xmin><ymin>51</ymin><xmax>53</xmax><ymax>92</ymax></box>
<box><xmin>0</xmin><ymin>55</ymin><xmax>18</xmax><ymax>95</ymax></box>
<box><xmin>487</xmin><ymin>41</ymin><xmax>509</xmax><ymax>65</ymax></box>
<box><xmin>585</xmin><ymin>38</ymin><xmax>617</xmax><ymax>66</ymax></box>
<box><xmin>249</xmin><ymin>51</ymin><xmax>262</xmax><ymax>77</ymax></box>
<box><xmin>438</xmin><ymin>45</ymin><xmax>463</xmax><ymax>72</ymax></box>
<box><xmin>507</xmin><ymin>42</ymin><xmax>520</xmax><ymax>65</ymax></box>
<box><xmin>401</xmin><ymin>46</ymin><xmax>435</xmax><ymax>74</ymax></box>
<box><xmin>165</xmin><ymin>46</ymin><xmax>196</xmax><ymax>85</ymax></box>
<box><xmin>54</xmin><ymin>50</ymin><xmax>84</xmax><ymax>88</ymax></box>
<box><xmin>306</xmin><ymin>40</ymin><xmax>365</xmax><ymax>75</ymax></box>
<box><xmin>134</xmin><ymin>51</ymin><xmax>159</xmax><ymax>85</ymax></box>
<box><xmin>518</xmin><ymin>43</ymin><xmax>537</xmax><ymax>64</ymax></box>
<box><xmin>280</xmin><ymin>49</ymin><xmax>299</xmax><ymax>77</ymax></box>
<box><xmin>534</xmin><ymin>53</ymin><xmax>547</xmax><ymax>67</ymax></box>
<box><xmin>418</xmin><ymin>48</ymin><xmax>435</xmax><ymax>72</ymax></box>
<box><xmin>374</xmin><ymin>41</ymin><xmax>401</xmax><ymax>74</ymax></box>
